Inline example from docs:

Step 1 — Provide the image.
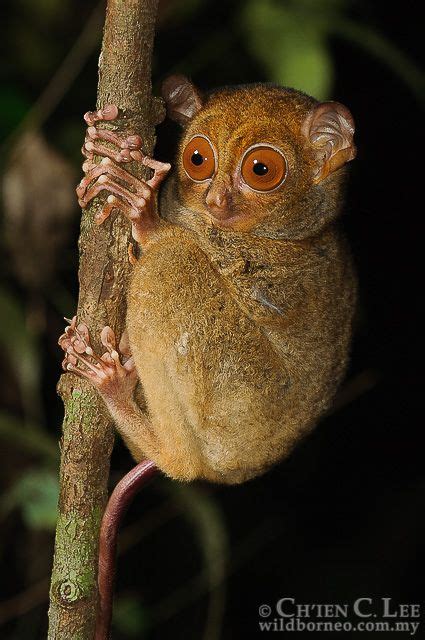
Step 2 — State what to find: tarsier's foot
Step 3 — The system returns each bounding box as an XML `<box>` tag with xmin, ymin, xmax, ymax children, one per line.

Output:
<box><xmin>76</xmin><ymin>105</ymin><xmax>171</xmax><ymax>242</ymax></box>
<box><xmin>58</xmin><ymin>316</ymin><xmax>137</xmax><ymax>402</ymax></box>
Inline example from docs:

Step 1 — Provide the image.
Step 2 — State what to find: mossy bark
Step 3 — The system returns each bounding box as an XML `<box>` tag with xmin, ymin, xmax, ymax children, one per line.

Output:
<box><xmin>48</xmin><ymin>1</ymin><xmax>161</xmax><ymax>637</ymax></box>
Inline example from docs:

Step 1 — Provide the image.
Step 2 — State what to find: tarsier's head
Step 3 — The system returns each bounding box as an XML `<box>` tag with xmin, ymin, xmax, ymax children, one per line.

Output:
<box><xmin>161</xmin><ymin>75</ymin><xmax>356</xmax><ymax>238</ymax></box>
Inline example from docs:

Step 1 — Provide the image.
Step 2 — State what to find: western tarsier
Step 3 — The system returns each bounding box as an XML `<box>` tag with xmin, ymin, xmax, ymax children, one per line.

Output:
<box><xmin>59</xmin><ymin>75</ymin><xmax>357</xmax><ymax>485</ymax></box>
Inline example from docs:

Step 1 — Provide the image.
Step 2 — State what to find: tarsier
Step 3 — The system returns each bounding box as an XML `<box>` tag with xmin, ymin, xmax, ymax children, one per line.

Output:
<box><xmin>60</xmin><ymin>75</ymin><xmax>357</xmax><ymax>485</ymax></box>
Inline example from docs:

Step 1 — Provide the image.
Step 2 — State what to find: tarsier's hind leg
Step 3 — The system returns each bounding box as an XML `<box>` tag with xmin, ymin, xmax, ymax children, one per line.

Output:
<box><xmin>58</xmin><ymin>317</ymin><xmax>154</xmax><ymax>461</ymax></box>
<box><xmin>58</xmin><ymin>317</ymin><xmax>202</xmax><ymax>479</ymax></box>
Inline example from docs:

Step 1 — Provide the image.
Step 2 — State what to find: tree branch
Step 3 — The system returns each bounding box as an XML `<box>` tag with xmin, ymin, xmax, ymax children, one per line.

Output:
<box><xmin>48</xmin><ymin>1</ymin><xmax>161</xmax><ymax>637</ymax></box>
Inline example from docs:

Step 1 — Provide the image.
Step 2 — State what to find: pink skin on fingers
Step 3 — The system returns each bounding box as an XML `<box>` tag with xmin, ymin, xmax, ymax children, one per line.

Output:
<box><xmin>59</xmin><ymin>318</ymin><xmax>106</xmax><ymax>369</ymax></box>
<box><xmin>77</xmin><ymin>158</ymin><xmax>151</xmax><ymax>201</ymax></box>
<box><xmin>83</xmin><ymin>140</ymin><xmax>133</xmax><ymax>164</ymax></box>
<box><xmin>83</xmin><ymin>160</ymin><xmax>96</xmax><ymax>172</ymax></box>
<box><xmin>100</xmin><ymin>195</ymin><xmax>156</xmax><ymax>244</ymax></box>
<box><xmin>100</xmin><ymin>326</ymin><xmax>117</xmax><ymax>352</ymax></box>
<box><xmin>84</xmin><ymin>104</ymin><xmax>119</xmax><ymax>126</ymax></box>
<box><xmin>65</xmin><ymin>363</ymin><xmax>93</xmax><ymax>380</ymax></box>
<box><xmin>59</xmin><ymin>316</ymin><xmax>137</xmax><ymax>399</ymax></box>
<box><xmin>142</xmin><ymin>157</ymin><xmax>171</xmax><ymax>189</ymax></box>
<box><xmin>78</xmin><ymin>109</ymin><xmax>171</xmax><ymax>243</ymax></box>
<box><xmin>87</xmin><ymin>126</ymin><xmax>143</xmax><ymax>151</ymax></box>
<box><xmin>123</xmin><ymin>356</ymin><xmax>135</xmax><ymax>372</ymax></box>
<box><xmin>94</xmin><ymin>200</ymin><xmax>118</xmax><ymax>225</ymax></box>
<box><xmin>66</xmin><ymin>346</ymin><xmax>104</xmax><ymax>375</ymax></box>
<box><xmin>80</xmin><ymin>176</ymin><xmax>146</xmax><ymax>213</ymax></box>
<box><xmin>103</xmin><ymin>195</ymin><xmax>146</xmax><ymax>230</ymax></box>
<box><xmin>100</xmin><ymin>327</ymin><xmax>128</xmax><ymax>372</ymax></box>
<box><xmin>118</xmin><ymin>330</ymin><xmax>132</xmax><ymax>358</ymax></box>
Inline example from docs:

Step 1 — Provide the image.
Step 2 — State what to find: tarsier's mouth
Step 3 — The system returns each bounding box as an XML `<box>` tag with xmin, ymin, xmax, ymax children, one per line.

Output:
<box><xmin>205</xmin><ymin>202</ymin><xmax>236</xmax><ymax>222</ymax></box>
<box><xmin>208</xmin><ymin>207</ymin><xmax>231</xmax><ymax>220</ymax></box>
<box><xmin>207</xmin><ymin>211</ymin><xmax>243</xmax><ymax>229</ymax></box>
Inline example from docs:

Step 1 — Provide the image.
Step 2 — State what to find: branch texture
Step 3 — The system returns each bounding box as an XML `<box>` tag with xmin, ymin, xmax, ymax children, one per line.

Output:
<box><xmin>48</xmin><ymin>1</ymin><xmax>161</xmax><ymax>637</ymax></box>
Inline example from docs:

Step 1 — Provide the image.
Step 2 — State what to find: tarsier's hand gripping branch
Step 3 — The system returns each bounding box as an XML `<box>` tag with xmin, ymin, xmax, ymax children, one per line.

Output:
<box><xmin>76</xmin><ymin>105</ymin><xmax>170</xmax><ymax>241</ymax></box>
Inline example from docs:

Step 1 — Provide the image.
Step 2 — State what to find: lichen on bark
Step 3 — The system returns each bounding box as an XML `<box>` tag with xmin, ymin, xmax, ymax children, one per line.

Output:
<box><xmin>48</xmin><ymin>1</ymin><xmax>162</xmax><ymax>637</ymax></box>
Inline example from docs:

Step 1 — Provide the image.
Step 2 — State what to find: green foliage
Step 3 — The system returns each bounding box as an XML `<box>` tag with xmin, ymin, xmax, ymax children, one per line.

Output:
<box><xmin>0</xmin><ymin>287</ymin><xmax>41</xmax><ymax>420</ymax></box>
<box><xmin>241</xmin><ymin>0</ymin><xmax>335</xmax><ymax>99</ymax></box>
<box><xmin>1</xmin><ymin>468</ymin><xmax>59</xmax><ymax>531</ymax></box>
<box><xmin>113</xmin><ymin>596</ymin><xmax>150</xmax><ymax>637</ymax></box>
<box><xmin>0</xmin><ymin>412</ymin><xmax>58</xmax><ymax>462</ymax></box>
<box><xmin>0</xmin><ymin>88</ymin><xmax>30</xmax><ymax>138</ymax></box>
<box><xmin>241</xmin><ymin>0</ymin><xmax>425</xmax><ymax>103</ymax></box>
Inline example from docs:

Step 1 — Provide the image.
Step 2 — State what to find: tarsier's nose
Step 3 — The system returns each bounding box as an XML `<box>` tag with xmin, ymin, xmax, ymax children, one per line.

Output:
<box><xmin>205</xmin><ymin>179</ymin><xmax>231</xmax><ymax>218</ymax></box>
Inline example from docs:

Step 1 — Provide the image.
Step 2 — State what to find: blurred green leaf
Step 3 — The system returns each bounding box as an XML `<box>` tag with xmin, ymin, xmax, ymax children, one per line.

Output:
<box><xmin>1</xmin><ymin>468</ymin><xmax>59</xmax><ymax>531</ymax></box>
<box><xmin>288</xmin><ymin>0</ymin><xmax>351</xmax><ymax>12</ymax></box>
<box><xmin>241</xmin><ymin>0</ymin><xmax>425</xmax><ymax>104</ymax></box>
<box><xmin>0</xmin><ymin>411</ymin><xmax>58</xmax><ymax>463</ymax></box>
<box><xmin>18</xmin><ymin>0</ymin><xmax>64</xmax><ymax>21</ymax></box>
<box><xmin>113</xmin><ymin>596</ymin><xmax>150</xmax><ymax>637</ymax></box>
<box><xmin>241</xmin><ymin>0</ymin><xmax>334</xmax><ymax>99</ymax></box>
<box><xmin>0</xmin><ymin>88</ymin><xmax>30</xmax><ymax>137</ymax></box>
<box><xmin>0</xmin><ymin>287</ymin><xmax>41</xmax><ymax>420</ymax></box>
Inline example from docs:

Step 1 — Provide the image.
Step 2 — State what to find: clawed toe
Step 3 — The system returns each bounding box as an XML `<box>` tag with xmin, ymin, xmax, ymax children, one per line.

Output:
<box><xmin>58</xmin><ymin>317</ymin><xmax>137</xmax><ymax>395</ymax></box>
<box><xmin>59</xmin><ymin>316</ymin><xmax>104</xmax><ymax>378</ymax></box>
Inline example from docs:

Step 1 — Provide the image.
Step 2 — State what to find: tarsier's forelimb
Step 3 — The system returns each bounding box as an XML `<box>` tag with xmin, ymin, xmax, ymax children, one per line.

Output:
<box><xmin>76</xmin><ymin>105</ymin><xmax>170</xmax><ymax>242</ymax></box>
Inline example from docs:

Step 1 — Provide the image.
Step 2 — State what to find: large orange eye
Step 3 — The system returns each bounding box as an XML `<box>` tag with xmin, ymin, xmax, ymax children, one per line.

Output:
<box><xmin>241</xmin><ymin>145</ymin><xmax>287</xmax><ymax>192</ymax></box>
<box><xmin>182</xmin><ymin>135</ymin><xmax>216</xmax><ymax>182</ymax></box>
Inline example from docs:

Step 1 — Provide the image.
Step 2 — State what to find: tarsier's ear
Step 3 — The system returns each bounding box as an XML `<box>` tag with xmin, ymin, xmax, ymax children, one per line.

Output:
<box><xmin>160</xmin><ymin>75</ymin><xmax>203</xmax><ymax>126</ymax></box>
<box><xmin>301</xmin><ymin>102</ymin><xmax>356</xmax><ymax>183</ymax></box>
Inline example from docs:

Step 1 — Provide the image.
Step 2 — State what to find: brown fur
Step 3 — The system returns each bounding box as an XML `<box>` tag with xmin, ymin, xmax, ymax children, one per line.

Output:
<box><xmin>119</xmin><ymin>82</ymin><xmax>357</xmax><ymax>484</ymax></box>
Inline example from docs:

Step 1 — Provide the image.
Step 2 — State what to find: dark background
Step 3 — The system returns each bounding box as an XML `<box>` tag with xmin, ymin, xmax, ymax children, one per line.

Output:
<box><xmin>0</xmin><ymin>1</ymin><xmax>424</xmax><ymax>638</ymax></box>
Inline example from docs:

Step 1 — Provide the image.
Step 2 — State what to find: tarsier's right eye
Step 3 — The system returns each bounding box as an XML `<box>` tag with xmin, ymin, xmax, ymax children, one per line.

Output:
<box><xmin>182</xmin><ymin>135</ymin><xmax>216</xmax><ymax>182</ymax></box>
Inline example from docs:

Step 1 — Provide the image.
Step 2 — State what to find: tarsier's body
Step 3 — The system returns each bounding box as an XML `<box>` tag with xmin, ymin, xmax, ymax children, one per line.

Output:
<box><xmin>60</xmin><ymin>77</ymin><xmax>357</xmax><ymax>484</ymax></box>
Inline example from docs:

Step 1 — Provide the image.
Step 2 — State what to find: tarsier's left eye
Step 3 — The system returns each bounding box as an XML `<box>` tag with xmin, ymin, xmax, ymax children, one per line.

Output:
<box><xmin>182</xmin><ymin>135</ymin><xmax>216</xmax><ymax>182</ymax></box>
<box><xmin>241</xmin><ymin>145</ymin><xmax>287</xmax><ymax>192</ymax></box>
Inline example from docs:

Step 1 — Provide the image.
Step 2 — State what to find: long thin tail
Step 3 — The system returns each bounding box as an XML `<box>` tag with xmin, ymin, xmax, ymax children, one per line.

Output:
<box><xmin>95</xmin><ymin>459</ymin><xmax>159</xmax><ymax>640</ymax></box>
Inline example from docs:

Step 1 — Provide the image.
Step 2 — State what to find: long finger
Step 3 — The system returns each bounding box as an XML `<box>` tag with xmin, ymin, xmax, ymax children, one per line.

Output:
<box><xmin>142</xmin><ymin>157</ymin><xmax>171</xmax><ymax>189</ymax></box>
<box><xmin>84</xmin><ymin>104</ymin><xmax>119</xmax><ymax>126</ymax></box>
<box><xmin>77</xmin><ymin>159</ymin><xmax>151</xmax><ymax>200</ymax></box>
<box><xmin>87</xmin><ymin>127</ymin><xmax>143</xmax><ymax>151</ymax></box>
<box><xmin>84</xmin><ymin>140</ymin><xmax>133</xmax><ymax>164</ymax></box>
<box><xmin>80</xmin><ymin>177</ymin><xmax>145</xmax><ymax>212</ymax></box>
<box><xmin>65</xmin><ymin>362</ymin><xmax>99</xmax><ymax>383</ymax></box>
<box><xmin>66</xmin><ymin>347</ymin><xmax>102</xmax><ymax>375</ymax></box>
